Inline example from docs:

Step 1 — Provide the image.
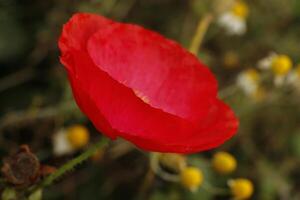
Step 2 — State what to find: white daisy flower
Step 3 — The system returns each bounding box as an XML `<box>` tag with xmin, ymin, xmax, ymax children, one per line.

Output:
<box><xmin>52</xmin><ymin>129</ymin><xmax>74</xmax><ymax>156</ymax></box>
<box><xmin>217</xmin><ymin>1</ymin><xmax>249</xmax><ymax>35</ymax></box>
<box><xmin>237</xmin><ymin>69</ymin><xmax>260</xmax><ymax>96</ymax></box>
<box><xmin>257</xmin><ymin>53</ymin><xmax>293</xmax><ymax>87</ymax></box>
<box><xmin>52</xmin><ymin>125</ymin><xmax>90</xmax><ymax>156</ymax></box>
<box><xmin>218</xmin><ymin>13</ymin><xmax>246</xmax><ymax>35</ymax></box>
<box><xmin>257</xmin><ymin>52</ymin><xmax>277</xmax><ymax>70</ymax></box>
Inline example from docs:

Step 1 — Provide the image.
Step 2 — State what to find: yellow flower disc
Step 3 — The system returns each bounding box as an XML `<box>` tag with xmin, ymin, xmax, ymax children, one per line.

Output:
<box><xmin>67</xmin><ymin>125</ymin><xmax>90</xmax><ymax>149</ymax></box>
<box><xmin>232</xmin><ymin>1</ymin><xmax>249</xmax><ymax>19</ymax></box>
<box><xmin>229</xmin><ymin>178</ymin><xmax>254</xmax><ymax>200</ymax></box>
<box><xmin>180</xmin><ymin>167</ymin><xmax>203</xmax><ymax>191</ymax></box>
<box><xmin>245</xmin><ymin>69</ymin><xmax>260</xmax><ymax>82</ymax></box>
<box><xmin>212</xmin><ymin>151</ymin><xmax>237</xmax><ymax>174</ymax></box>
<box><xmin>271</xmin><ymin>55</ymin><xmax>292</xmax><ymax>76</ymax></box>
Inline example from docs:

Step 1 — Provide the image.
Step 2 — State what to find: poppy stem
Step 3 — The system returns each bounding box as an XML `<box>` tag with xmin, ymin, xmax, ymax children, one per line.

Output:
<box><xmin>28</xmin><ymin>137</ymin><xmax>110</xmax><ymax>194</ymax></box>
<box><xmin>189</xmin><ymin>13</ymin><xmax>214</xmax><ymax>55</ymax></box>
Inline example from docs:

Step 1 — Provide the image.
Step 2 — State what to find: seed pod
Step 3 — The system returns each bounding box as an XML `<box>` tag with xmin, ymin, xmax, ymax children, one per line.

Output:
<box><xmin>1</xmin><ymin>145</ymin><xmax>40</xmax><ymax>187</ymax></box>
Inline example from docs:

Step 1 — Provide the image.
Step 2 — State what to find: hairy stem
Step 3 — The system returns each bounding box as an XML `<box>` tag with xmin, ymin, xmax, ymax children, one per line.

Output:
<box><xmin>29</xmin><ymin>137</ymin><xmax>109</xmax><ymax>193</ymax></box>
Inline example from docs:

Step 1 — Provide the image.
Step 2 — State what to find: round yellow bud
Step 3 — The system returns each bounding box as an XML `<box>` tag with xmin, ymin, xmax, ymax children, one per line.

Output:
<box><xmin>212</xmin><ymin>152</ymin><xmax>237</xmax><ymax>174</ymax></box>
<box><xmin>232</xmin><ymin>1</ymin><xmax>249</xmax><ymax>19</ymax></box>
<box><xmin>159</xmin><ymin>153</ymin><xmax>187</xmax><ymax>172</ymax></box>
<box><xmin>271</xmin><ymin>55</ymin><xmax>292</xmax><ymax>76</ymax></box>
<box><xmin>229</xmin><ymin>178</ymin><xmax>254</xmax><ymax>200</ymax></box>
<box><xmin>67</xmin><ymin>125</ymin><xmax>90</xmax><ymax>149</ymax></box>
<box><xmin>180</xmin><ymin>167</ymin><xmax>203</xmax><ymax>191</ymax></box>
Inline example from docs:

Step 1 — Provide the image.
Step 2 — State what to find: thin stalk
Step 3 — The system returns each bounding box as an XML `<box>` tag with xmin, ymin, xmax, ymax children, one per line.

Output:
<box><xmin>189</xmin><ymin>14</ymin><xmax>214</xmax><ymax>54</ymax></box>
<box><xmin>202</xmin><ymin>182</ymin><xmax>230</xmax><ymax>195</ymax></box>
<box><xmin>29</xmin><ymin>137</ymin><xmax>109</xmax><ymax>193</ymax></box>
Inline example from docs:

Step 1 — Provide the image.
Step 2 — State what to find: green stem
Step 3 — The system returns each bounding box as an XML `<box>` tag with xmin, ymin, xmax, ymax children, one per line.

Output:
<box><xmin>189</xmin><ymin>13</ymin><xmax>214</xmax><ymax>54</ymax></box>
<box><xmin>29</xmin><ymin>137</ymin><xmax>109</xmax><ymax>193</ymax></box>
<box><xmin>202</xmin><ymin>182</ymin><xmax>230</xmax><ymax>195</ymax></box>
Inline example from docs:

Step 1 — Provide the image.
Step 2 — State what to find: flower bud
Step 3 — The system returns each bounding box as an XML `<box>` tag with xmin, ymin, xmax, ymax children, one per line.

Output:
<box><xmin>228</xmin><ymin>178</ymin><xmax>254</xmax><ymax>199</ymax></box>
<box><xmin>180</xmin><ymin>167</ymin><xmax>203</xmax><ymax>191</ymax></box>
<box><xmin>67</xmin><ymin>125</ymin><xmax>90</xmax><ymax>149</ymax></box>
<box><xmin>159</xmin><ymin>153</ymin><xmax>186</xmax><ymax>172</ymax></box>
<box><xmin>271</xmin><ymin>55</ymin><xmax>292</xmax><ymax>76</ymax></box>
<box><xmin>231</xmin><ymin>1</ymin><xmax>249</xmax><ymax>19</ymax></box>
<box><xmin>212</xmin><ymin>151</ymin><xmax>237</xmax><ymax>174</ymax></box>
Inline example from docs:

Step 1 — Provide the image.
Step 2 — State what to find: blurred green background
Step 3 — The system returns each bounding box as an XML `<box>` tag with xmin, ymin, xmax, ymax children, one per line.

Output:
<box><xmin>0</xmin><ymin>0</ymin><xmax>300</xmax><ymax>199</ymax></box>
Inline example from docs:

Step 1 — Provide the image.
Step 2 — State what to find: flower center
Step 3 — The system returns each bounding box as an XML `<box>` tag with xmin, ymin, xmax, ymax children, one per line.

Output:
<box><xmin>231</xmin><ymin>1</ymin><xmax>249</xmax><ymax>19</ymax></box>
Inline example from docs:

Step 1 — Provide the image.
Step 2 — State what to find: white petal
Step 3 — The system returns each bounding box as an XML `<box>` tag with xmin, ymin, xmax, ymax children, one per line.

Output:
<box><xmin>218</xmin><ymin>13</ymin><xmax>246</xmax><ymax>35</ymax></box>
<box><xmin>52</xmin><ymin>129</ymin><xmax>74</xmax><ymax>156</ymax></box>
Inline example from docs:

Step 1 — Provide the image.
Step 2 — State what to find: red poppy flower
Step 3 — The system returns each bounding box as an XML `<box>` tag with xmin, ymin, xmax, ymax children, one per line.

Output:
<box><xmin>59</xmin><ymin>13</ymin><xmax>238</xmax><ymax>153</ymax></box>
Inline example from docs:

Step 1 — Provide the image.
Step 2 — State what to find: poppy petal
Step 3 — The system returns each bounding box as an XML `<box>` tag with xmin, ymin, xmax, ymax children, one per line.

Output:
<box><xmin>59</xmin><ymin>13</ymin><xmax>113</xmax><ymax>74</ymax></box>
<box><xmin>62</xmin><ymin>49</ymin><xmax>237</xmax><ymax>153</ymax></box>
<box><xmin>87</xmin><ymin>23</ymin><xmax>218</xmax><ymax>123</ymax></box>
<box><xmin>58</xmin><ymin>13</ymin><xmax>239</xmax><ymax>153</ymax></box>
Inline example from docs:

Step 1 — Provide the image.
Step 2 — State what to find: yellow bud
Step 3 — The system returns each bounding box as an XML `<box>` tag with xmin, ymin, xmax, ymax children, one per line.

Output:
<box><xmin>232</xmin><ymin>1</ymin><xmax>249</xmax><ymax>19</ymax></box>
<box><xmin>159</xmin><ymin>153</ymin><xmax>186</xmax><ymax>172</ymax></box>
<box><xmin>67</xmin><ymin>125</ymin><xmax>90</xmax><ymax>149</ymax></box>
<box><xmin>212</xmin><ymin>152</ymin><xmax>237</xmax><ymax>174</ymax></box>
<box><xmin>245</xmin><ymin>69</ymin><xmax>260</xmax><ymax>82</ymax></box>
<box><xmin>229</xmin><ymin>178</ymin><xmax>254</xmax><ymax>200</ymax></box>
<box><xmin>271</xmin><ymin>55</ymin><xmax>292</xmax><ymax>76</ymax></box>
<box><xmin>180</xmin><ymin>167</ymin><xmax>203</xmax><ymax>191</ymax></box>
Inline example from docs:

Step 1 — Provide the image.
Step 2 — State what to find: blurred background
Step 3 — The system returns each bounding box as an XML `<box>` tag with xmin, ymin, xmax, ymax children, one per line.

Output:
<box><xmin>0</xmin><ymin>0</ymin><xmax>300</xmax><ymax>199</ymax></box>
